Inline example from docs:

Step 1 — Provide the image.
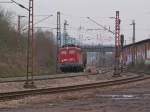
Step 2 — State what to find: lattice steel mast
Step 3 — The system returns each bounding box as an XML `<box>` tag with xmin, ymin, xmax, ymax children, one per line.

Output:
<box><xmin>113</xmin><ymin>11</ymin><xmax>121</xmax><ymax>76</ymax></box>
<box><xmin>24</xmin><ymin>0</ymin><xmax>35</xmax><ymax>88</ymax></box>
<box><xmin>56</xmin><ymin>11</ymin><xmax>61</xmax><ymax>72</ymax></box>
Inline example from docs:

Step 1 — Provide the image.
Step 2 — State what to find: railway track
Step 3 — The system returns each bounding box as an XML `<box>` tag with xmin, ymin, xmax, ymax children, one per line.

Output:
<box><xmin>0</xmin><ymin>66</ymin><xmax>110</xmax><ymax>83</ymax></box>
<box><xmin>0</xmin><ymin>73</ymin><xmax>150</xmax><ymax>101</ymax></box>
<box><xmin>0</xmin><ymin>72</ymin><xmax>97</xmax><ymax>83</ymax></box>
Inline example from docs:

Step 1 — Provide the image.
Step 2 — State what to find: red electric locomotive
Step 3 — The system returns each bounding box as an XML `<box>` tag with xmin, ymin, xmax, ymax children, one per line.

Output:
<box><xmin>58</xmin><ymin>44</ymin><xmax>87</xmax><ymax>72</ymax></box>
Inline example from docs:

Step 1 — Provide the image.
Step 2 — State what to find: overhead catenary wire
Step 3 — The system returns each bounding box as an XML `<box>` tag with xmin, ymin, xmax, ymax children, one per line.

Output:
<box><xmin>19</xmin><ymin>0</ymin><xmax>28</xmax><ymax>4</ymax></box>
<box><xmin>60</xmin><ymin>12</ymin><xmax>86</xmax><ymax>19</ymax></box>
<box><xmin>56</xmin><ymin>12</ymin><xmax>116</xmax><ymax>45</ymax></box>
<box><xmin>0</xmin><ymin>1</ymin><xmax>13</xmax><ymax>3</ymax></box>
<box><xmin>22</xmin><ymin>14</ymin><xmax>53</xmax><ymax>31</ymax></box>
<box><xmin>10</xmin><ymin>0</ymin><xmax>29</xmax><ymax>11</ymax></box>
<box><xmin>87</xmin><ymin>17</ymin><xmax>115</xmax><ymax>35</ymax></box>
<box><xmin>34</xmin><ymin>14</ymin><xmax>53</xmax><ymax>25</ymax></box>
<box><xmin>61</xmin><ymin>12</ymin><xmax>112</xmax><ymax>20</ymax></box>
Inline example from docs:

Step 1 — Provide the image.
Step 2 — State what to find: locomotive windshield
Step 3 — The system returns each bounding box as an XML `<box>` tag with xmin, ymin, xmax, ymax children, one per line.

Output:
<box><xmin>61</xmin><ymin>50</ymin><xmax>67</xmax><ymax>54</ymax></box>
<box><xmin>69</xmin><ymin>50</ymin><xmax>76</xmax><ymax>54</ymax></box>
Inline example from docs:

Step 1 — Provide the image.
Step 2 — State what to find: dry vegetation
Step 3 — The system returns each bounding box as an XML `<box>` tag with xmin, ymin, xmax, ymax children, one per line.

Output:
<box><xmin>0</xmin><ymin>7</ymin><xmax>56</xmax><ymax>78</ymax></box>
<box><xmin>127</xmin><ymin>62</ymin><xmax>150</xmax><ymax>74</ymax></box>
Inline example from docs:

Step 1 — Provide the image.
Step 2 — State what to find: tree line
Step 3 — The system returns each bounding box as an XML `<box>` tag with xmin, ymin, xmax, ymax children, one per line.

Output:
<box><xmin>0</xmin><ymin>7</ymin><xmax>56</xmax><ymax>77</ymax></box>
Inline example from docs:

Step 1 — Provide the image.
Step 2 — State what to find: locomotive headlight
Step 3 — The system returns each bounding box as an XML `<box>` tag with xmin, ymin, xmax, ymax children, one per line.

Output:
<box><xmin>64</xmin><ymin>59</ymin><xmax>67</xmax><ymax>61</ymax></box>
<box><xmin>70</xmin><ymin>58</ymin><xmax>75</xmax><ymax>61</ymax></box>
<box><xmin>61</xmin><ymin>59</ymin><xmax>67</xmax><ymax>62</ymax></box>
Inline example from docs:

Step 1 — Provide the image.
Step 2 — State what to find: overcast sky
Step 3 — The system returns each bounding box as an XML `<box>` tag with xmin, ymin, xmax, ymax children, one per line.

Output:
<box><xmin>0</xmin><ymin>0</ymin><xmax>150</xmax><ymax>45</ymax></box>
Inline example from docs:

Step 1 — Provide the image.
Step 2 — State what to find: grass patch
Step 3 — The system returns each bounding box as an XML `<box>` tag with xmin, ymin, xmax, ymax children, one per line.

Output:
<box><xmin>127</xmin><ymin>62</ymin><xmax>150</xmax><ymax>74</ymax></box>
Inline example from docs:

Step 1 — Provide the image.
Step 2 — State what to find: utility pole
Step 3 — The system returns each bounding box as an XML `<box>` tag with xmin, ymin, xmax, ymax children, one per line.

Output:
<box><xmin>78</xmin><ymin>26</ymin><xmax>82</xmax><ymax>46</ymax></box>
<box><xmin>130</xmin><ymin>20</ymin><xmax>136</xmax><ymax>43</ymax></box>
<box><xmin>130</xmin><ymin>20</ymin><xmax>136</xmax><ymax>65</ymax></box>
<box><xmin>17</xmin><ymin>15</ymin><xmax>21</xmax><ymax>51</ymax></box>
<box><xmin>63</xmin><ymin>20</ymin><xmax>68</xmax><ymax>45</ymax></box>
<box><xmin>120</xmin><ymin>34</ymin><xmax>124</xmax><ymax>72</ymax></box>
<box><xmin>17</xmin><ymin>15</ymin><xmax>25</xmax><ymax>52</ymax></box>
<box><xmin>113</xmin><ymin>11</ymin><xmax>121</xmax><ymax>76</ymax></box>
<box><xmin>24</xmin><ymin>0</ymin><xmax>35</xmax><ymax>88</ymax></box>
<box><xmin>56</xmin><ymin>11</ymin><xmax>61</xmax><ymax>72</ymax></box>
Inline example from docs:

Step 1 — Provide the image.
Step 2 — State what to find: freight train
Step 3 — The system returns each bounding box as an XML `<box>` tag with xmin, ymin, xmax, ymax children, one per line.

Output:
<box><xmin>58</xmin><ymin>44</ymin><xmax>87</xmax><ymax>72</ymax></box>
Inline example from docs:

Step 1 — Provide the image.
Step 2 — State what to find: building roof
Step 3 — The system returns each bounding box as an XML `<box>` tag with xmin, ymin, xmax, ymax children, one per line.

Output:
<box><xmin>124</xmin><ymin>38</ymin><xmax>150</xmax><ymax>48</ymax></box>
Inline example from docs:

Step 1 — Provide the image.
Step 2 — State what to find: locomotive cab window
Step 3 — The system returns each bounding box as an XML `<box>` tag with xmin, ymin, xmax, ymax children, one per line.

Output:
<box><xmin>69</xmin><ymin>50</ymin><xmax>76</xmax><ymax>54</ymax></box>
<box><xmin>61</xmin><ymin>50</ymin><xmax>67</xmax><ymax>54</ymax></box>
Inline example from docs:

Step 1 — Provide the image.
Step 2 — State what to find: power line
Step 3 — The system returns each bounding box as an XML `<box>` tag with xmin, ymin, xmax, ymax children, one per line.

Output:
<box><xmin>34</xmin><ymin>15</ymin><xmax>53</xmax><ymax>25</ymax></box>
<box><xmin>10</xmin><ymin>0</ymin><xmax>29</xmax><ymax>11</ymax></box>
<box><xmin>19</xmin><ymin>0</ymin><xmax>28</xmax><ymax>4</ymax></box>
<box><xmin>22</xmin><ymin>15</ymin><xmax>53</xmax><ymax>31</ymax></box>
<box><xmin>0</xmin><ymin>1</ymin><xmax>13</xmax><ymax>3</ymax></box>
<box><xmin>60</xmin><ymin>12</ymin><xmax>85</xmax><ymax>19</ymax></box>
<box><xmin>87</xmin><ymin>17</ymin><xmax>115</xmax><ymax>35</ymax></box>
<box><xmin>34</xmin><ymin>26</ymin><xmax>56</xmax><ymax>29</ymax></box>
<box><xmin>130</xmin><ymin>20</ymin><xmax>136</xmax><ymax>43</ymax></box>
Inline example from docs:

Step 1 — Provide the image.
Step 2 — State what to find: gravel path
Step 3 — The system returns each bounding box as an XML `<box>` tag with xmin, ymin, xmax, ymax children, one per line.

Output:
<box><xmin>0</xmin><ymin>72</ymin><xmax>148</xmax><ymax>112</ymax></box>
<box><xmin>0</xmin><ymin>71</ymin><xmax>137</xmax><ymax>93</ymax></box>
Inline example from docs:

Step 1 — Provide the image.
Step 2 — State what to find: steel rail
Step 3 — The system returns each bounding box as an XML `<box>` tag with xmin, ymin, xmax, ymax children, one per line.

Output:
<box><xmin>0</xmin><ymin>72</ymin><xmax>98</xmax><ymax>83</ymax></box>
<box><xmin>0</xmin><ymin>74</ymin><xmax>149</xmax><ymax>101</ymax></box>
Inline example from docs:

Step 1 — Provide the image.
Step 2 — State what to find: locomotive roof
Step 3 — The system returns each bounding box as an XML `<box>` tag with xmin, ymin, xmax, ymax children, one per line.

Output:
<box><xmin>62</xmin><ymin>44</ymin><xmax>80</xmax><ymax>48</ymax></box>
<box><xmin>60</xmin><ymin>46</ymin><xmax>81</xmax><ymax>51</ymax></box>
